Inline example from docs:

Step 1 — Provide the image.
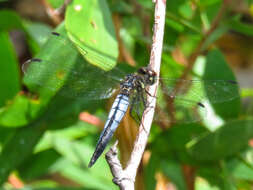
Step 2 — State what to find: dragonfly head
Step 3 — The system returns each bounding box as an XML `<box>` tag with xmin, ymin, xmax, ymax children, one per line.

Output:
<box><xmin>138</xmin><ymin>67</ymin><xmax>157</xmax><ymax>86</ymax></box>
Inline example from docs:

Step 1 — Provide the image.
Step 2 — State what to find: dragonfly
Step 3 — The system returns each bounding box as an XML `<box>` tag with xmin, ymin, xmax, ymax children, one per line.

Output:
<box><xmin>23</xmin><ymin>29</ymin><xmax>240</xmax><ymax>168</ymax></box>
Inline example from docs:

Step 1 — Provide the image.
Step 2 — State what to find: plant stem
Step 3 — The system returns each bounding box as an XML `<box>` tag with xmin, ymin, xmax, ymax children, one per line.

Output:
<box><xmin>105</xmin><ymin>0</ymin><xmax>166</xmax><ymax>189</ymax></box>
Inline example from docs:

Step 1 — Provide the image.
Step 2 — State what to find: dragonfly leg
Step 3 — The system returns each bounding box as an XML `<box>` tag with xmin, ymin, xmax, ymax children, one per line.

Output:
<box><xmin>142</xmin><ymin>89</ymin><xmax>156</xmax><ymax>111</ymax></box>
<box><xmin>145</xmin><ymin>88</ymin><xmax>156</xmax><ymax>98</ymax></box>
<box><xmin>129</xmin><ymin>95</ymin><xmax>142</xmax><ymax>124</ymax></box>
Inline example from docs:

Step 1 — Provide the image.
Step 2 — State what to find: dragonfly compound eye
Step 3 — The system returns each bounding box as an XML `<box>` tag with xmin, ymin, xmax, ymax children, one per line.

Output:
<box><xmin>137</xmin><ymin>67</ymin><xmax>147</xmax><ymax>74</ymax></box>
<box><xmin>147</xmin><ymin>76</ymin><xmax>156</xmax><ymax>85</ymax></box>
<box><xmin>147</xmin><ymin>70</ymin><xmax>157</xmax><ymax>85</ymax></box>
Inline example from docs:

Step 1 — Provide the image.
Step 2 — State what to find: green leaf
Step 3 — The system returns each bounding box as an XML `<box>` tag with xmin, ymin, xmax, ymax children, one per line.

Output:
<box><xmin>0</xmin><ymin>127</ymin><xmax>15</xmax><ymax>145</ymax></box>
<box><xmin>17</xmin><ymin>149</ymin><xmax>60</xmax><ymax>180</ymax></box>
<box><xmin>24</xmin><ymin>21</ymin><xmax>53</xmax><ymax>53</ymax></box>
<box><xmin>166</xmin><ymin>0</ymin><xmax>188</xmax><ymax>16</ymax></box>
<box><xmin>197</xmin><ymin>162</ymin><xmax>238</xmax><ymax>190</ymax></box>
<box><xmin>0</xmin><ymin>10</ymin><xmax>47</xmax><ymax>58</ymax></box>
<box><xmin>0</xmin><ymin>95</ymin><xmax>41</xmax><ymax>127</ymax></box>
<box><xmin>161</xmin><ymin>54</ymin><xmax>184</xmax><ymax>78</ymax></box>
<box><xmin>180</xmin><ymin>34</ymin><xmax>202</xmax><ymax>56</ymax></box>
<box><xmin>204</xmin><ymin>49</ymin><xmax>241</xmax><ymax>120</ymax></box>
<box><xmin>47</xmin><ymin>0</ymin><xmax>65</xmax><ymax>9</ymax></box>
<box><xmin>0</xmin><ymin>32</ymin><xmax>20</xmax><ymax>107</ymax></box>
<box><xmin>197</xmin><ymin>0</ymin><xmax>221</xmax><ymax>7</ymax></box>
<box><xmin>197</xmin><ymin>165</ymin><xmax>225</xmax><ymax>189</ymax></box>
<box><xmin>188</xmin><ymin>120</ymin><xmax>253</xmax><ymax>161</ymax></box>
<box><xmin>51</xmin><ymin>137</ymin><xmax>116</xmax><ymax>190</ymax></box>
<box><xmin>0</xmin><ymin>120</ymin><xmax>46</xmax><ymax>184</ymax></box>
<box><xmin>23</xmin><ymin>22</ymin><xmax>121</xmax><ymax>104</ymax></box>
<box><xmin>229</xmin><ymin>18</ymin><xmax>253</xmax><ymax>36</ymax></box>
<box><xmin>20</xmin><ymin>188</ymin><xmax>89</xmax><ymax>190</ymax></box>
<box><xmin>35</xmin><ymin>121</ymin><xmax>97</xmax><ymax>152</ymax></box>
<box><xmin>161</xmin><ymin>159</ymin><xmax>187</xmax><ymax>190</ymax></box>
<box><xmin>201</xmin><ymin>24</ymin><xmax>229</xmax><ymax>50</ymax></box>
<box><xmin>152</xmin><ymin>123</ymin><xmax>208</xmax><ymax>164</ymax></box>
<box><xmin>23</xmin><ymin>23</ymin><xmax>80</xmax><ymax>102</ymax></box>
<box><xmin>145</xmin><ymin>154</ymin><xmax>158</xmax><ymax>190</ymax></box>
<box><xmin>53</xmin><ymin>159</ymin><xmax>116</xmax><ymax>190</ymax></box>
<box><xmin>227</xmin><ymin>158</ymin><xmax>253</xmax><ymax>181</ymax></box>
<box><xmin>179</xmin><ymin>2</ymin><xmax>193</xmax><ymax>19</ymax></box>
<box><xmin>109</xmin><ymin>1</ymin><xmax>133</xmax><ymax>14</ymax></box>
<box><xmin>65</xmin><ymin>0</ymin><xmax>118</xmax><ymax>71</ymax></box>
<box><xmin>166</xmin><ymin>12</ymin><xmax>201</xmax><ymax>33</ymax></box>
<box><xmin>166</xmin><ymin>19</ymin><xmax>185</xmax><ymax>33</ymax></box>
<box><xmin>226</xmin><ymin>148</ymin><xmax>253</xmax><ymax>181</ymax></box>
<box><xmin>0</xmin><ymin>10</ymin><xmax>25</xmax><ymax>31</ymax></box>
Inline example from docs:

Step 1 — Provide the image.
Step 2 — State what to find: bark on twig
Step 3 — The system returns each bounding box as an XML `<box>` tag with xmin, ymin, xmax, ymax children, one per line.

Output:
<box><xmin>113</xmin><ymin>14</ymin><xmax>136</xmax><ymax>66</ymax></box>
<box><xmin>105</xmin><ymin>0</ymin><xmax>166</xmax><ymax>189</ymax></box>
<box><xmin>39</xmin><ymin>0</ymin><xmax>72</xmax><ymax>25</ymax></box>
<box><xmin>56</xmin><ymin>0</ymin><xmax>73</xmax><ymax>18</ymax></box>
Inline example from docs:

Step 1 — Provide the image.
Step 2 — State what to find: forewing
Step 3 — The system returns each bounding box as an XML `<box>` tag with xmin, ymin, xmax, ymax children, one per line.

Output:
<box><xmin>161</xmin><ymin>78</ymin><xmax>239</xmax><ymax>103</ymax></box>
<box><xmin>23</xmin><ymin>27</ymin><xmax>126</xmax><ymax>100</ymax></box>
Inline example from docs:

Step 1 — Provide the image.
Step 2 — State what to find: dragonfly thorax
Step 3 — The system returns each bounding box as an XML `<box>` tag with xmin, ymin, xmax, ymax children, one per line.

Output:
<box><xmin>137</xmin><ymin>67</ymin><xmax>157</xmax><ymax>86</ymax></box>
<box><xmin>119</xmin><ymin>67</ymin><xmax>157</xmax><ymax>96</ymax></box>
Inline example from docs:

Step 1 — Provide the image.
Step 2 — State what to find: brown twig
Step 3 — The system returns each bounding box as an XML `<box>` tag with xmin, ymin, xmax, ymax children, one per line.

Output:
<box><xmin>39</xmin><ymin>0</ymin><xmax>72</xmax><ymax>25</ymax></box>
<box><xmin>113</xmin><ymin>14</ymin><xmax>136</xmax><ymax>66</ymax></box>
<box><xmin>131</xmin><ymin>0</ymin><xmax>152</xmax><ymax>51</ymax></box>
<box><xmin>154</xmin><ymin>105</ymin><xmax>170</xmax><ymax>130</ymax></box>
<box><xmin>105</xmin><ymin>0</ymin><xmax>166</xmax><ymax>189</ymax></box>
<box><xmin>182</xmin><ymin>165</ymin><xmax>196</xmax><ymax>190</ymax></box>
<box><xmin>56</xmin><ymin>0</ymin><xmax>73</xmax><ymax>18</ymax></box>
<box><xmin>177</xmin><ymin>0</ymin><xmax>227</xmax><ymax>83</ymax></box>
<box><xmin>160</xmin><ymin>79</ymin><xmax>176</xmax><ymax>125</ymax></box>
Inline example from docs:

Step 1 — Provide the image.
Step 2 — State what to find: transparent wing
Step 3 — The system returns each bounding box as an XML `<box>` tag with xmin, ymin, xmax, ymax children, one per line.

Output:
<box><xmin>51</xmin><ymin>30</ymin><xmax>125</xmax><ymax>73</ymax></box>
<box><xmin>23</xmin><ymin>30</ymin><xmax>127</xmax><ymax>100</ymax></box>
<box><xmin>153</xmin><ymin>78</ymin><xmax>239</xmax><ymax>124</ymax></box>
<box><xmin>23</xmin><ymin>58</ymin><xmax>124</xmax><ymax>100</ymax></box>
<box><xmin>160</xmin><ymin>78</ymin><xmax>239</xmax><ymax>103</ymax></box>
<box><xmin>117</xmin><ymin>77</ymin><xmax>238</xmax><ymax>124</ymax></box>
<box><xmin>127</xmin><ymin>88</ymin><xmax>206</xmax><ymax>124</ymax></box>
<box><xmin>155</xmin><ymin>94</ymin><xmax>207</xmax><ymax>124</ymax></box>
<box><xmin>128</xmin><ymin>90</ymin><xmax>147</xmax><ymax>124</ymax></box>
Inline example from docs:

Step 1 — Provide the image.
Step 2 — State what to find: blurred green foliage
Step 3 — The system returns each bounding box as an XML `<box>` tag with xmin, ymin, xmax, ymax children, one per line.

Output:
<box><xmin>0</xmin><ymin>0</ymin><xmax>253</xmax><ymax>189</ymax></box>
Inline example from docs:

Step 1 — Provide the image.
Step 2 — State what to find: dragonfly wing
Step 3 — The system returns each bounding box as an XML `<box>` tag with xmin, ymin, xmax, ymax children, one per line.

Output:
<box><xmin>127</xmin><ymin>88</ymin><xmax>206</xmax><ymax>124</ymax></box>
<box><xmin>155</xmin><ymin>78</ymin><xmax>239</xmax><ymax>124</ymax></box>
<box><xmin>201</xmin><ymin>80</ymin><xmax>239</xmax><ymax>103</ymax></box>
<box><xmin>160</xmin><ymin>78</ymin><xmax>239</xmax><ymax>103</ymax></box>
<box><xmin>128</xmin><ymin>89</ymin><xmax>148</xmax><ymax>124</ymax></box>
<box><xmin>23</xmin><ymin>29</ymin><xmax>127</xmax><ymax>100</ymax></box>
<box><xmin>23</xmin><ymin>57</ymin><xmax>121</xmax><ymax>100</ymax></box>
<box><xmin>155</xmin><ymin>95</ymin><xmax>207</xmax><ymax>124</ymax></box>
